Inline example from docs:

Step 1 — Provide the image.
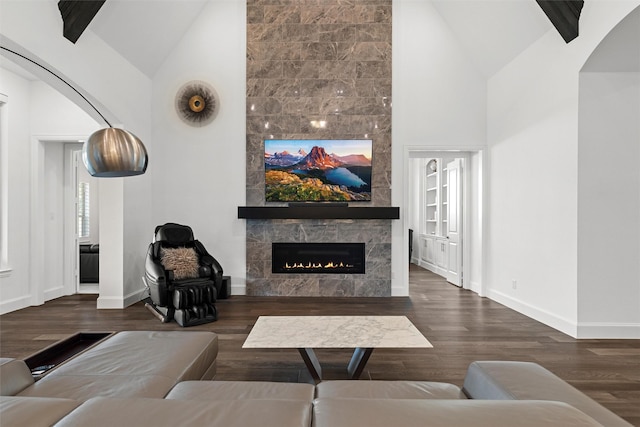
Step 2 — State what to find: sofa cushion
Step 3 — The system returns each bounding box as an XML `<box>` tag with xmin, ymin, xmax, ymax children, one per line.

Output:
<box><xmin>315</xmin><ymin>380</ymin><xmax>464</xmax><ymax>399</ymax></box>
<box><xmin>0</xmin><ymin>359</ymin><xmax>34</xmax><ymax>396</ymax></box>
<box><xmin>18</xmin><ymin>331</ymin><xmax>218</xmax><ymax>401</ymax></box>
<box><xmin>0</xmin><ymin>396</ymin><xmax>80</xmax><ymax>427</ymax></box>
<box><xmin>19</xmin><ymin>375</ymin><xmax>177</xmax><ymax>400</ymax></box>
<box><xmin>462</xmin><ymin>361</ymin><xmax>632</xmax><ymax>427</ymax></box>
<box><xmin>167</xmin><ymin>380</ymin><xmax>315</xmax><ymax>402</ymax></box>
<box><xmin>312</xmin><ymin>398</ymin><xmax>603</xmax><ymax>427</ymax></box>
<box><xmin>55</xmin><ymin>397</ymin><xmax>312</xmax><ymax>427</ymax></box>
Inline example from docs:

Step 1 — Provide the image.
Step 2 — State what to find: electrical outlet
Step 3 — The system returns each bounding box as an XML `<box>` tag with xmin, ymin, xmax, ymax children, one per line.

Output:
<box><xmin>512</xmin><ymin>280</ymin><xmax>517</xmax><ymax>290</ymax></box>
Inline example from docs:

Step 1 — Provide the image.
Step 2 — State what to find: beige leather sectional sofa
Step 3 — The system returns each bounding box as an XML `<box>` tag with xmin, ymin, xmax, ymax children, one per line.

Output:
<box><xmin>0</xmin><ymin>331</ymin><xmax>631</xmax><ymax>426</ymax></box>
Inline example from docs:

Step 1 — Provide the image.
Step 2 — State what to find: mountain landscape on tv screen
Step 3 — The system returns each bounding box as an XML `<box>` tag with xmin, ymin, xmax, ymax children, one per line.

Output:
<box><xmin>265</xmin><ymin>145</ymin><xmax>372</xmax><ymax>202</ymax></box>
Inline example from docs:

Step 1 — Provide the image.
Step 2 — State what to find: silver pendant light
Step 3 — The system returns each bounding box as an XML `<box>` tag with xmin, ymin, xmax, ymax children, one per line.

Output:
<box><xmin>83</xmin><ymin>128</ymin><xmax>147</xmax><ymax>177</ymax></box>
<box><xmin>1</xmin><ymin>45</ymin><xmax>148</xmax><ymax>177</ymax></box>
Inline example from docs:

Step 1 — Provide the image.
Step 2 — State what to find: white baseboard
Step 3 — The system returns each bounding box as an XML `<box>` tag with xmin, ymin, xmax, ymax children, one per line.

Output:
<box><xmin>576</xmin><ymin>322</ymin><xmax>640</xmax><ymax>339</ymax></box>
<box><xmin>488</xmin><ymin>289</ymin><xmax>578</xmax><ymax>338</ymax></box>
<box><xmin>44</xmin><ymin>286</ymin><xmax>65</xmax><ymax>302</ymax></box>
<box><xmin>124</xmin><ymin>287</ymin><xmax>147</xmax><ymax>307</ymax></box>
<box><xmin>96</xmin><ymin>295</ymin><xmax>125</xmax><ymax>309</ymax></box>
<box><xmin>231</xmin><ymin>279</ymin><xmax>246</xmax><ymax>296</ymax></box>
<box><xmin>415</xmin><ymin>259</ymin><xmax>447</xmax><ymax>278</ymax></box>
<box><xmin>97</xmin><ymin>286</ymin><xmax>147</xmax><ymax>309</ymax></box>
<box><xmin>481</xmin><ymin>289</ymin><xmax>640</xmax><ymax>339</ymax></box>
<box><xmin>392</xmin><ymin>285</ymin><xmax>409</xmax><ymax>296</ymax></box>
<box><xmin>77</xmin><ymin>283</ymin><xmax>99</xmax><ymax>294</ymax></box>
<box><xmin>468</xmin><ymin>280</ymin><xmax>482</xmax><ymax>295</ymax></box>
<box><xmin>0</xmin><ymin>295</ymin><xmax>32</xmax><ymax>315</ymax></box>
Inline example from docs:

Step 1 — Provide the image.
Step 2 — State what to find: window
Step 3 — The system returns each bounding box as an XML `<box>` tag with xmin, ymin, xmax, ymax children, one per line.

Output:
<box><xmin>77</xmin><ymin>182</ymin><xmax>90</xmax><ymax>239</ymax></box>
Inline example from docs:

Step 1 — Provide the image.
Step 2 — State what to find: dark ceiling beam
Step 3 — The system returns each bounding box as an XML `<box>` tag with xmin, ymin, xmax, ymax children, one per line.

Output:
<box><xmin>58</xmin><ymin>0</ymin><xmax>106</xmax><ymax>44</ymax></box>
<box><xmin>536</xmin><ymin>0</ymin><xmax>584</xmax><ymax>43</ymax></box>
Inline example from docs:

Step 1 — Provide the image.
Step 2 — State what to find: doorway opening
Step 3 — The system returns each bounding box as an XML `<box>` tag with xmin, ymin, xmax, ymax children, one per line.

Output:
<box><xmin>405</xmin><ymin>148</ymin><xmax>484</xmax><ymax>296</ymax></box>
<box><xmin>31</xmin><ymin>137</ymin><xmax>100</xmax><ymax>306</ymax></box>
<box><xmin>409</xmin><ymin>155</ymin><xmax>463</xmax><ymax>286</ymax></box>
<box><xmin>65</xmin><ymin>145</ymin><xmax>100</xmax><ymax>294</ymax></box>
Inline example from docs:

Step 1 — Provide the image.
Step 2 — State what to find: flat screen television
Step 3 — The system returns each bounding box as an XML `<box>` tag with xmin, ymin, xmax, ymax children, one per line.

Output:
<box><xmin>265</xmin><ymin>139</ymin><xmax>372</xmax><ymax>202</ymax></box>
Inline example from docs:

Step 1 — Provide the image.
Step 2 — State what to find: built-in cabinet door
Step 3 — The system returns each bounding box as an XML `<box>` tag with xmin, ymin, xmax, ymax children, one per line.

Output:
<box><xmin>425</xmin><ymin>237</ymin><xmax>435</xmax><ymax>264</ymax></box>
<box><xmin>416</xmin><ymin>156</ymin><xmax>463</xmax><ymax>283</ymax></box>
<box><xmin>435</xmin><ymin>238</ymin><xmax>448</xmax><ymax>270</ymax></box>
<box><xmin>419</xmin><ymin>236</ymin><xmax>435</xmax><ymax>265</ymax></box>
<box><xmin>446</xmin><ymin>159</ymin><xmax>462</xmax><ymax>286</ymax></box>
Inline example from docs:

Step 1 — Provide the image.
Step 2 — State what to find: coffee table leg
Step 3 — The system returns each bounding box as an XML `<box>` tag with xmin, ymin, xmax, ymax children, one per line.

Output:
<box><xmin>347</xmin><ymin>347</ymin><xmax>373</xmax><ymax>379</ymax></box>
<box><xmin>298</xmin><ymin>348</ymin><xmax>322</xmax><ymax>383</ymax></box>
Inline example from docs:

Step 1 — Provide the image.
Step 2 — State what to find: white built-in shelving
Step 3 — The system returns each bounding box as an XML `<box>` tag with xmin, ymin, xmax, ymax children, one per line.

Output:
<box><xmin>419</xmin><ymin>158</ymin><xmax>452</xmax><ymax>277</ymax></box>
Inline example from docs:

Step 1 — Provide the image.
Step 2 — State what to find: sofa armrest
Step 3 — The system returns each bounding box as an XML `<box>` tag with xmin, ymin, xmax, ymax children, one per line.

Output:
<box><xmin>462</xmin><ymin>361</ymin><xmax>632</xmax><ymax>427</ymax></box>
<box><xmin>0</xmin><ymin>359</ymin><xmax>34</xmax><ymax>396</ymax></box>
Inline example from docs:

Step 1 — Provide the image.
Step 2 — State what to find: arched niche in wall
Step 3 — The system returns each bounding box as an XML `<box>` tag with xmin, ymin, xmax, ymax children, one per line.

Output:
<box><xmin>576</xmin><ymin>5</ymin><xmax>640</xmax><ymax>338</ymax></box>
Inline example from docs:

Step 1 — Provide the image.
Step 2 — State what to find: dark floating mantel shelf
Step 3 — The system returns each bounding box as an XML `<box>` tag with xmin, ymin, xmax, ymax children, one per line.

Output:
<box><xmin>238</xmin><ymin>206</ymin><xmax>400</xmax><ymax>220</ymax></box>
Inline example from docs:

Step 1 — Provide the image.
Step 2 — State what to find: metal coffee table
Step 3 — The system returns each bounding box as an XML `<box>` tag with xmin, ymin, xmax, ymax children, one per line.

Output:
<box><xmin>242</xmin><ymin>315</ymin><xmax>432</xmax><ymax>382</ymax></box>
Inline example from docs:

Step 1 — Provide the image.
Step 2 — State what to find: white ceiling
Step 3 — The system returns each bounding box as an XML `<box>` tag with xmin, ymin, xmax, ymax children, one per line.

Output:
<box><xmin>85</xmin><ymin>0</ymin><xmax>553</xmax><ymax>79</ymax></box>
<box><xmin>2</xmin><ymin>0</ymin><xmax>554</xmax><ymax>80</ymax></box>
<box><xmin>431</xmin><ymin>0</ymin><xmax>553</xmax><ymax>77</ymax></box>
<box><xmin>88</xmin><ymin>0</ymin><xmax>208</xmax><ymax>78</ymax></box>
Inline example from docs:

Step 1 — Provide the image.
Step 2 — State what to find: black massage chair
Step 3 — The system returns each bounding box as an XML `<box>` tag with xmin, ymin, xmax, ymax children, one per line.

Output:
<box><xmin>143</xmin><ymin>223</ymin><xmax>222</xmax><ymax>326</ymax></box>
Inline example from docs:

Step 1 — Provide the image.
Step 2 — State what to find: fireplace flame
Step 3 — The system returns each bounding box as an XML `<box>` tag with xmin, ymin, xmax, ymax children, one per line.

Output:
<box><xmin>284</xmin><ymin>261</ymin><xmax>354</xmax><ymax>270</ymax></box>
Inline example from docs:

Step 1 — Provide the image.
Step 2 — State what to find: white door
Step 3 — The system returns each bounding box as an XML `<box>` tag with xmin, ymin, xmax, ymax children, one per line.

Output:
<box><xmin>64</xmin><ymin>146</ymin><xmax>82</xmax><ymax>294</ymax></box>
<box><xmin>446</xmin><ymin>159</ymin><xmax>462</xmax><ymax>286</ymax></box>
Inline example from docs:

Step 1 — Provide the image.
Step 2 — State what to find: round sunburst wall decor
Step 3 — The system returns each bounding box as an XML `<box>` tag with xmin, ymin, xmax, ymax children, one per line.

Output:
<box><xmin>175</xmin><ymin>80</ymin><xmax>219</xmax><ymax>127</ymax></box>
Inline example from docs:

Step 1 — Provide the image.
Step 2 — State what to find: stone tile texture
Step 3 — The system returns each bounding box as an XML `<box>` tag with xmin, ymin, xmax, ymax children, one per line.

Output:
<box><xmin>246</xmin><ymin>0</ymin><xmax>392</xmax><ymax>296</ymax></box>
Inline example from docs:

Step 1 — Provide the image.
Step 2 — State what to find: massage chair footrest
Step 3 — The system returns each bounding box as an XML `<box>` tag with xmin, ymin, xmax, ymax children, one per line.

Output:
<box><xmin>172</xmin><ymin>281</ymin><xmax>216</xmax><ymax>309</ymax></box>
<box><xmin>174</xmin><ymin>303</ymin><xmax>217</xmax><ymax>327</ymax></box>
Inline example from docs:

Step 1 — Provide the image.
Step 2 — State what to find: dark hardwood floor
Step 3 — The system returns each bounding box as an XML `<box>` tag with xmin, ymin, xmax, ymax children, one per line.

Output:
<box><xmin>1</xmin><ymin>264</ymin><xmax>639</xmax><ymax>425</ymax></box>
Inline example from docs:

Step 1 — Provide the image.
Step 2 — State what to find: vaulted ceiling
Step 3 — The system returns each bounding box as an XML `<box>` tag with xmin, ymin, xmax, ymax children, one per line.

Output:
<box><xmin>88</xmin><ymin>0</ymin><xmax>208</xmax><ymax>78</ymax></box>
<box><xmin>71</xmin><ymin>0</ymin><xmax>556</xmax><ymax>79</ymax></box>
<box><xmin>431</xmin><ymin>0</ymin><xmax>552</xmax><ymax>76</ymax></box>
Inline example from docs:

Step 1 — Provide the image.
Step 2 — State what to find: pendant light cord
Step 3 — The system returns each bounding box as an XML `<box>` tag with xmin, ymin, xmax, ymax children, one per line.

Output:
<box><xmin>1</xmin><ymin>45</ymin><xmax>112</xmax><ymax>127</ymax></box>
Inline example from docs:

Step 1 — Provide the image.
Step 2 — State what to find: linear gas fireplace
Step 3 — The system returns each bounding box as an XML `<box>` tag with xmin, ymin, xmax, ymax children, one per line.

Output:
<box><xmin>272</xmin><ymin>243</ymin><xmax>365</xmax><ymax>274</ymax></box>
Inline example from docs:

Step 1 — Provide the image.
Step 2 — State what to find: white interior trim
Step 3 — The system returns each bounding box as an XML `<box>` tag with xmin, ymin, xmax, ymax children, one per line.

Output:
<box><xmin>403</xmin><ymin>145</ymin><xmax>486</xmax><ymax>296</ymax></box>
<box><xmin>30</xmin><ymin>135</ymin><xmax>88</xmax><ymax>305</ymax></box>
<box><xmin>489</xmin><ymin>288</ymin><xmax>578</xmax><ymax>337</ymax></box>
<box><xmin>0</xmin><ymin>93</ymin><xmax>10</xmax><ymax>274</ymax></box>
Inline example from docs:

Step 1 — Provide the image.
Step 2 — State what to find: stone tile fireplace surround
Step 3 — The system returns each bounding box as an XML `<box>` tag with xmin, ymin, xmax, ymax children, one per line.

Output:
<box><xmin>245</xmin><ymin>0</ymin><xmax>392</xmax><ymax>297</ymax></box>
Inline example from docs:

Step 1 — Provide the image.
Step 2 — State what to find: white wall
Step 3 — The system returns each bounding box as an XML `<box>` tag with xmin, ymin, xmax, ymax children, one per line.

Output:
<box><xmin>392</xmin><ymin>0</ymin><xmax>487</xmax><ymax>295</ymax></box>
<box><xmin>0</xmin><ymin>69</ymin><xmax>100</xmax><ymax>313</ymax></box>
<box><xmin>0</xmin><ymin>0</ymin><xmax>486</xmax><ymax>307</ymax></box>
<box><xmin>578</xmin><ymin>70</ymin><xmax>639</xmax><ymax>337</ymax></box>
<box><xmin>3</xmin><ymin>0</ymin><xmax>637</xmax><ymax>339</ymax></box>
<box><xmin>1</xmin><ymin>0</ymin><xmax>153</xmax><ymax>310</ymax></box>
<box><xmin>0</xmin><ymin>68</ymin><xmax>32</xmax><ymax>313</ymax></box>
<box><xmin>486</xmin><ymin>1</ymin><xmax>640</xmax><ymax>337</ymax></box>
<box><xmin>578</xmin><ymin>5</ymin><xmax>640</xmax><ymax>339</ymax></box>
<box><xmin>150</xmin><ymin>0</ymin><xmax>247</xmax><ymax>293</ymax></box>
<box><xmin>4</xmin><ymin>0</ymin><xmax>487</xmax><ymax>302</ymax></box>
<box><xmin>148</xmin><ymin>0</ymin><xmax>486</xmax><ymax>297</ymax></box>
